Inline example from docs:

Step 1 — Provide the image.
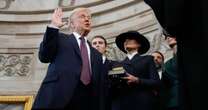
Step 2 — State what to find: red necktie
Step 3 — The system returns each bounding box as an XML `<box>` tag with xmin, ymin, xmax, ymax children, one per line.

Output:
<box><xmin>80</xmin><ymin>37</ymin><xmax>91</xmax><ymax>85</ymax></box>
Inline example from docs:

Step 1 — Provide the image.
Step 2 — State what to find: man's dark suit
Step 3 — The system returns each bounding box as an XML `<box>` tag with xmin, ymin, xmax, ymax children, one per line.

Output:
<box><xmin>32</xmin><ymin>27</ymin><xmax>104</xmax><ymax>109</ymax></box>
<box><xmin>112</xmin><ymin>54</ymin><xmax>160</xmax><ymax>110</ymax></box>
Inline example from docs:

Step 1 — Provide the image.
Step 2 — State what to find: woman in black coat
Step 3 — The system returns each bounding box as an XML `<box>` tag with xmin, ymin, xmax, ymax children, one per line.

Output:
<box><xmin>113</xmin><ymin>31</ymin><xmax>160</xmax><ymax>110</ymax></box>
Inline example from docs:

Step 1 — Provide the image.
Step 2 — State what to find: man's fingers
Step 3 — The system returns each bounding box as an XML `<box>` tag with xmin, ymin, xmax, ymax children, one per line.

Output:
<box><xmin>53</xmin><ymin>8</ymin><xmax>60</xmax><ymax>18</ymax></box>
<box><xmin>53</xmin><ymin>8</ymin><xmax>57</xmax><ymax>16</ymax></box>
<box><xmin>57</xmin><ymin>7</ymin><xmax>63</xmax><ymax>17</ymax></box>
<box><xmin>53</xmin><ymin>8</ymin><xmax>62</xmax><ymax>17</ymax></box>
<box><xmin>54</xmin><ymin>8</ymin><xmax>56</xmax><ymax>14</ymax></box>
<box><xmin>58</xmin><ymin>7</ymin><xmax>62</xmax><ymax>12</ymax></box>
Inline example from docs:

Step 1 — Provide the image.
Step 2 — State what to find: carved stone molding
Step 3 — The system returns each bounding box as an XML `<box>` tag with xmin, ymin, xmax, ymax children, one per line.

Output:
<box><xmin>0</xmin><ymin>0</ymin><xmax>15</xmax><ymax>9</ymax></box>
<box><xmin>0</xmin><ymin>54</ymin><xmax>33</xmax><ymax>79</ymax></box>
<box><xmin>0</xmin><ymin>0</ymin><xmax>111</xmax><ymax>14</ymax></box>
<box><xmin>59</xmin><ymin>0</ymin><xmax>76</xmax><ymax>6</ymax></box>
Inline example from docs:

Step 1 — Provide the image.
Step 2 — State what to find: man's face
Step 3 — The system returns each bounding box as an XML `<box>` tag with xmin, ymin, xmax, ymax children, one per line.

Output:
<box><xmin>124</xmin><ymin>39</ymin><xmax>140</xmax><ymax>52</ymax></box>
<box><xmin>92</xmin><ymin>38</ymin><xmax>106</xmax><ymax>54</ymax></box>
<box><xmin>70</xmin><ymin>10</ymin><xmax>92</xmax><ymax>34</ymax></box>
<box><xmin>151</xmin><ymin>52</ymin><xmax>163</xmax><ymax>68</ymax></box>
<box><xmin>166</xmin><ymin>36</ymin><xmax>177</xmax><ymax>48</ymax></box>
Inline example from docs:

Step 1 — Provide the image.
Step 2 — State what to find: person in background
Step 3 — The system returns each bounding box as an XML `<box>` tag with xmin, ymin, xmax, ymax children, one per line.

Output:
<box><xmin>91</xmin><ymin>35</ymin><xmax>109</xmax><ymax>64</ymax></box>
<box><xmin>91</xmin><ymin>35</ymin><xmax>120</xmax><ymax>110</ymax></box>
<box><xmin>151</xmin><ymin>51</ymin><xmax>165</xmax><ymax>110</ymax></box>
<box><xmin>161</xmin><ymin>30</ymin><xmax>179</xmax><ymax>110</ymax></box>
<box><xmin>151</xmin><ymin>51</ymin><xmax>165</xmax><ymax>79</ymax></box>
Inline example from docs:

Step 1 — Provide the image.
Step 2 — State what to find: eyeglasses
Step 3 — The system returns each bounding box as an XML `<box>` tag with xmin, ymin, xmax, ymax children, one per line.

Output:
<box><xmin>92</xmin><ymin>41</ymin><xmax>104</xmax><ymax>45</ymax></box>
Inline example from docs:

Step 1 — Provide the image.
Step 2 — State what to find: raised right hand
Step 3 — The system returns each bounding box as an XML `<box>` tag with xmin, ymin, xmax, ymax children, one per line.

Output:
<box><xmin>51</xmin><ymin>8</ymin><xmax>66</xmax><ymax>28</ymax></box>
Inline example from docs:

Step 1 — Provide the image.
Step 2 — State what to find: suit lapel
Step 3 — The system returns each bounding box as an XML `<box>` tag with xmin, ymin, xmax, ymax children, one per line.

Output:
<box><xmin>89</xmin><ymin>42</ymin><xmax>100</xmax><ymax>83</ymax></box>
<box><xmin>122</xmin><ymin>57</ymin><xmax>131</xmax><ymax>65</ymax></box>
<box><xmin>89</xmin><ymin>42</ymin><xmax>95</xmax><ymax>76</ymax></box>
<box><xmin>71</xmin><ymin>34</ymin><xmax>82</xmax><ymax>60</ymax></box>
<box><xmin>88</xmin><ymin>42</ymin><xmax>94</xmax><ymax>68</ymax></box>
<box><xmin>104</xmin><ymin>59</ymin><xmax>109</xmax><ymax>68</ymax></box>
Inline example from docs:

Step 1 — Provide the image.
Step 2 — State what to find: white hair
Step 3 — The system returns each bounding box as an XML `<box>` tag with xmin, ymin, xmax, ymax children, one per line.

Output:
<box><xmin>68</xmin><ymin>7</ymin><xmax>91</xmax><ymax>31</ymax></box>
<box><xmin>70</xmin><ymin>7</ymin><xmax>91</xmax><ymax>19</ymax></box>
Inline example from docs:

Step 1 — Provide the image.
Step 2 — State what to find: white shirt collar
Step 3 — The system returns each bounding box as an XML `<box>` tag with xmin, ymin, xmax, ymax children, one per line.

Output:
<box><xmin>158</xmin><ymin>70</ymin><xmax>162</xmax><ymax>79</ymax></box>
<box><xmin>127</xmin><ymin>51</ymin><xmax>138</xmax><ymax>60</ymax></box>
<box><xmin>73</xmin><ymin>32</ymin><xmax>87</xmax><ymax>42</ymax></box>
<box><xmin>102</xmin><ymin>55</ymin><xmax>106</xmax><ymax>64</ymax></box>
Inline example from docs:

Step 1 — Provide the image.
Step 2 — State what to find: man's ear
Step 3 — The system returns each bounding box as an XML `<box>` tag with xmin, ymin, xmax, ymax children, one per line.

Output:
<box><xmin>69</xmin><ymin>21</ymin><xmax>74</xmax><ymax>30</ymax></box>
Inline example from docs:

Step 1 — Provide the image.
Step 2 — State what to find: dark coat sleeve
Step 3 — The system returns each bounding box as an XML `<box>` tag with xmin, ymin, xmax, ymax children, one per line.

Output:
<box><xmin>39</xmin><ymin>27</ymin><xmax>59</xmax><ymax>63</ymax></box>
<box><xmin>139</xmin><ymin>56</ymin><xmax>160</xmax><ymax>89</ymax></box>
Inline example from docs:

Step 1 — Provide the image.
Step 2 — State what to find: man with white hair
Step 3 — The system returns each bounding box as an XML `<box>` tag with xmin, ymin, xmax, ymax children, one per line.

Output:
<box><xmin>32</xmin><ymin>7</ymin><xmax>105</xmax><ymax>110</ymax></box>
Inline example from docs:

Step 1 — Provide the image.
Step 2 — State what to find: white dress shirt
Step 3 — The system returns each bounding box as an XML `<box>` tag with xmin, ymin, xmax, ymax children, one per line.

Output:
<box><xmin>102</xmin><ymin>55</ymin><xmax>106</xmax><ymax>64</ymax></box>
<box><xmin>158</xmin><ymin>69</ymin><xmax>162</xmax><ymax>79</ymax></box>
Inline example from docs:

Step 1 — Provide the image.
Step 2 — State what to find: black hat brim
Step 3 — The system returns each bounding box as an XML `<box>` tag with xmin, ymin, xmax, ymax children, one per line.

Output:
<box><xmin>115</xmin><ymin>31</ymin><xmax>150</xmax><ymax>54</ymax></box>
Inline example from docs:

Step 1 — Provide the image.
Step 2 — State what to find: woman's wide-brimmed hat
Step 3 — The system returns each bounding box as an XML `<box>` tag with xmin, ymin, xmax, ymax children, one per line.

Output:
<box><xmin>115</xmin><ymin>31</ymin><xmax>150</xmax><ymax>54</ymax></box>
